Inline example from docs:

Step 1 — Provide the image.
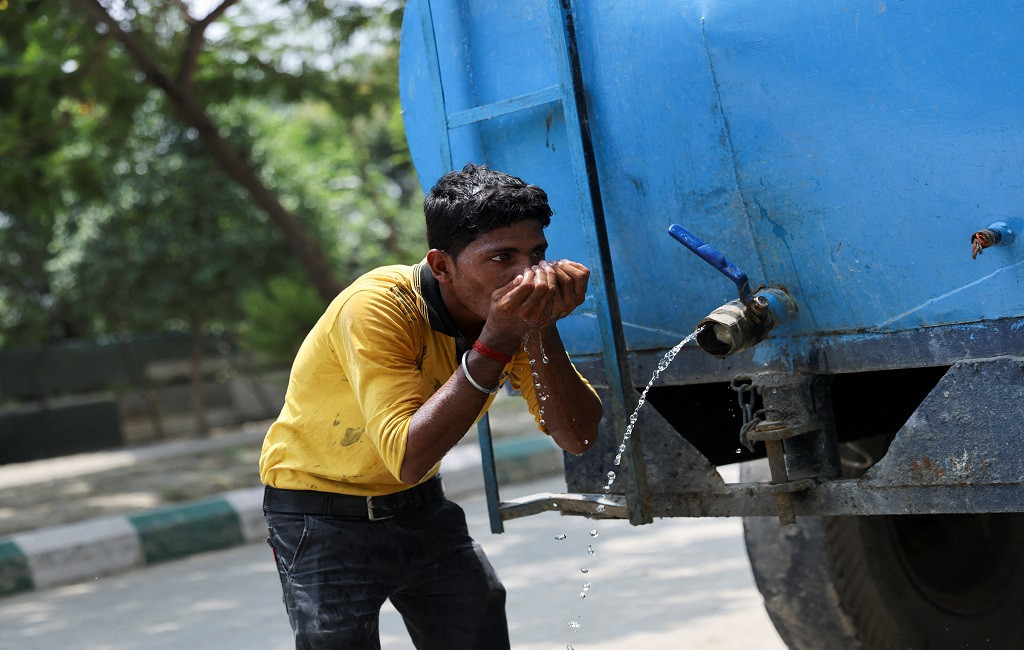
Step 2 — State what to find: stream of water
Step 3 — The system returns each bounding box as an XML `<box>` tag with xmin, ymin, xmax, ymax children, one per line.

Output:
<box><xmin>601</xmin><ymin>331</ymin><xmax>696</xmax><ymax>495</ymax></box>
<box><xmin>540</xmin><ymin>332</ymin><xmax>696</xmax><ymax>646</ymax></box>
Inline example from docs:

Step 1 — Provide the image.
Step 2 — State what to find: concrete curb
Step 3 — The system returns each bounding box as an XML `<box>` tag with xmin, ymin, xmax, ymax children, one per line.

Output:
<box><xmin>0</xmin><ymin>435</ymin><xmax>564</xmax><ymax>598</ymax></box>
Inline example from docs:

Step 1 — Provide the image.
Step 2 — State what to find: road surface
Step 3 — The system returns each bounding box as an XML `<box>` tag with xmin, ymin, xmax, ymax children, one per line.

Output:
<box><xmin>0</xmin><ymin>475</ymin><xmax>785</xmax><ymax>649</ymax></box>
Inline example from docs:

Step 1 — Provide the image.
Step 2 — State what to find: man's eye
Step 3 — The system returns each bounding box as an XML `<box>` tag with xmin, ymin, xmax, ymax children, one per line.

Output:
<box><xmin>532</xmin><ymin>250</ymin><xmax>546</xmax><ymax>260</ymax></box>
<box><xmin>491</xmin><ymin>253</ymin><xmax>511</xmax><ymax>262</ymax></box>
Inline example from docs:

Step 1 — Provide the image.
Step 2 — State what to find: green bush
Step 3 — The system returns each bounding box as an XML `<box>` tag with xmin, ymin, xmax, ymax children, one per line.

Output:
<box><xmin>239</xmin><ymin>275</ymin><xmax>325</xmax><ymax>364</ymax></box>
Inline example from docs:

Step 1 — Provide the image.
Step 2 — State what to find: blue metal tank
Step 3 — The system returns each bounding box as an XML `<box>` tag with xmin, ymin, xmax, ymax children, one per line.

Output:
<box><xmin>400</xmin><ymin>3</ymin><xmax>1024</xmax><ymax>645</ymax></box>
<box><xmin>401</xmin><ymin>0</ymin><xmax>1023</xmax><ymax>365</ymax></box>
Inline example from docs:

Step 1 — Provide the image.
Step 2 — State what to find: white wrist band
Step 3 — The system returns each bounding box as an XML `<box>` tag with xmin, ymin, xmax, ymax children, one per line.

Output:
<box><xmin>461</xmin><ymin>351</ymin><xmax>499</xmax><ymax>394</ymax></box>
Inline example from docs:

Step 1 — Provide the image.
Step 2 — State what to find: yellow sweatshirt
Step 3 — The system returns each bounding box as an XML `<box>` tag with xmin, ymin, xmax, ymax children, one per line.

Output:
<box><xmin>259</xmin><ymin>262</ymin><xmax>592</xmax><ymax>497</ymax></box>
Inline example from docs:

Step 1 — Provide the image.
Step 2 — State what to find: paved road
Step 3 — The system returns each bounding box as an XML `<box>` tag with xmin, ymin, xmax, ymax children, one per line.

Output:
<box><xmin>0</xmin><ymin>476</ymin><xmax>785</xmax><ymax>649</ymax></box>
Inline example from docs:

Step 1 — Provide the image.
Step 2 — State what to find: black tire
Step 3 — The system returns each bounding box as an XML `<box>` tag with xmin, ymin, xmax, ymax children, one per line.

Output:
<box><xmin>741</xmin><ymin>460</ymin><xmax>1024</xmax><ymax>649</ymax></box>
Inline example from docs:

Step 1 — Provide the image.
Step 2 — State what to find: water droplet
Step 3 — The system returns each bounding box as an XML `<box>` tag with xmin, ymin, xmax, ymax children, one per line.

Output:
<box><xmin>582</xmin><ymin>582</ymin><xmax>591</xmax><ymax>590</ymax></box>
<box><xmin>567</xmin><ymin>645</ymin><xmax>575</xmax><ymax>650</ymax></box>
<box><xmin>541</xmin><ymin>395</ymin><xmax>548</xmax><ymax>401</ymax></box>
<box><xmin>578</xmin><ymin>592</ymin><xmax>586</xmax><ymax>599</ymax></box>
<box><xmin>555</xmin><ymin>533</ymin><xmax>566</xmax><ymax>540</ymax></box>
<box><xmin>606</xmin><ymin>470</ymin><xmax>616</xmax><ymax>482</ymax></box>
<box><xmin>589</xmin><ymin>529</ymin><xmax>599</xmax><ymax>537</ymax></box>
<box><xmin>612</xmin><ymin>453</ymin><xmax>622</xmax><ymax>465</ymax></box>
<box><xmin>587</xmin><ymin>545</ymin><xmax>595</xmax><ymax>556</ymax></box>
<box><xmin>539</xmin><ymin>419</ymin><xmax>546</xmax><ymax>426</ymax></box>
<box><xmin>736</xmin><ymin>448</ymin><xmax>742</xmax><ymax>454</ymax></box>
<box><xmin>532</xmin><ymin>371</ymin><xmax>539</xmax><ymax>378</ymax></box>
<box><xmin>580</xmin><ymin>568</ymin><xmax>589</xmax><ymax>574</ymax></box>
<box><xmin>595</xmin><ymin>505</ymin><xmax>605</xmax><ymax>513</ymax></box>
<box><xmin>552</xmin><ymin>502</ymin><xmax>558</xmax><ymax>507</ymax></box>
<box><xmin>567</xmin><ymin>621</ymin><xmax>581</xmax><ymax>629</ymax></box>
<box><xmin>542</xmin><ymin>353</ymin><xmax>549</xmax><ymax>364</ymax></box>
<box><xmin>602</xmin><ymin>485</ymin><xmax>611</xmax><ymax>492</ymax></box>
<box><xmin>583</xmin><ymin>439</ymin><xmax>589</xmax><ymax>444</ymax></box>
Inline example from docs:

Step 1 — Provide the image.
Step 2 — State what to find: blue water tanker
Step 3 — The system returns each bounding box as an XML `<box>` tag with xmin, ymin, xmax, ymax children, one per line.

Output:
<box><xmin>399</xmin><ymin>1</ymin><xmax>1024</xmax><ymax>645</ymax></box>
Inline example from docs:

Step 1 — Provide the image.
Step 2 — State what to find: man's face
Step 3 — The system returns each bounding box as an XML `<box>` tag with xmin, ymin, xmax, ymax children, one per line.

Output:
<box><xmin>444</xmin><ymin>220</ymin><xmax>548</xmax><ymax>324</ymax></box>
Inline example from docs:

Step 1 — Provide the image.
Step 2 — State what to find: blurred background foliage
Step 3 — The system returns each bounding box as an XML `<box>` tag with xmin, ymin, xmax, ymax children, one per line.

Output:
<box><xmin>0</xmin><ymin>0</ymin><xmax>424</xmax><ymax>362</ymax></box>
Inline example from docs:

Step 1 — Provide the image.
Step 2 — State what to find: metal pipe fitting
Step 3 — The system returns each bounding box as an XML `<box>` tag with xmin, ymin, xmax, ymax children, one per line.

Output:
<box><xmin>971</xmin><ymin>221</ymin><xmax>1016</xmax><ymax>259</ymax></box>
<box><xmin>694</xmin><ymin>288</ymin><xmax>796</xmax><ymax>359</ymax></box>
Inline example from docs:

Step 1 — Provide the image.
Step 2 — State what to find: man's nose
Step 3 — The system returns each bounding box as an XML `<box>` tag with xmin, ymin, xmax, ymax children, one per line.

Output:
<box><xmin>512</xmin><ymin>257</ymin><xmax>537</xmax><ymax>277</ymax></box>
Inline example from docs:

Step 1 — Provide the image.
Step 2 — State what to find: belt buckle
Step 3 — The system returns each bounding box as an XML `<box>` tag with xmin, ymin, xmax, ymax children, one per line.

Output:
<box><xmin>366</xmin><ymin>496</ymin><xmax>394</xmax><ymax>521</ymax></box>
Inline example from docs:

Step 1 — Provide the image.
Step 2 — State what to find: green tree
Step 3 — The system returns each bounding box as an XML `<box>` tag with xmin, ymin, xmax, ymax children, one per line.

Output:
<box><xmin>235</xmin><ymin>96</ymin><xmax>425</xmax><ymax>361</ymax></box>
<box><xmin>0</xmin><ymin>0</ymin><xmax>425</xmax><ymax>435</ymax></box>
<box><xmin>0</xmin><ymin>0</ymin><xmax>411</xmax><ymax>349</ymax></box>
<box><xmin>48</xmin><ymin>105</ymin><xmax>294</xmax><ymax>432</ymax></box>
<box><xmin>70</xmin><ymin>0</ymin><xmax>347</xmax><ymax>302</ymax></box>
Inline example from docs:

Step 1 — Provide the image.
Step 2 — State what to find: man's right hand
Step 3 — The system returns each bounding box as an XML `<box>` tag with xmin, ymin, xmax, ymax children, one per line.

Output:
<box><xmin>482</xmin><ymin>260</ymin><xmax>589</xmax><ymax>346</ymax></box>
<box><xmin>404</xmin><ymin>259</ymin><xmax>596</xmax><ymax>483</ymax></box>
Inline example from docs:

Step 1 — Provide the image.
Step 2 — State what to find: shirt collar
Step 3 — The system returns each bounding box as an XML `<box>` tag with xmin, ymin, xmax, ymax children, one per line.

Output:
<box><xmin>417</xmin><ymin>263</ymin><xmax>463</xmax><ymax>342</ymax></box>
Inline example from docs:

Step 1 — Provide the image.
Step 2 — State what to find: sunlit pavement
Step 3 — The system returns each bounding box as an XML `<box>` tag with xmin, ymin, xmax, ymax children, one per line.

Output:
<box><xmin>0</xmin><ymin>474</ymin><xmax>784</xmax><ymax>649</ymax></box>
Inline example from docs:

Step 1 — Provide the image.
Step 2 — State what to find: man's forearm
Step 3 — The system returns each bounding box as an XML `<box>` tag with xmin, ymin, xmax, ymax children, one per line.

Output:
<box><xmin>400</xmin><ymin>345</ymin><xmax>512</xmax><ymax>484</ymax></box>
<box><xmin>525</xmin><ymin>326</ymin><xmax>601</xmax><ymax>454</ymax></box>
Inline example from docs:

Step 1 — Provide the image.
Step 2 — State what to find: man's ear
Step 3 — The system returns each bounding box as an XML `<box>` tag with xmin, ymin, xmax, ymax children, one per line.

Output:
<box><xmin>426</xmin><ymin>249</ymin><xmax>455</xmax><ymax>284</ymax></box>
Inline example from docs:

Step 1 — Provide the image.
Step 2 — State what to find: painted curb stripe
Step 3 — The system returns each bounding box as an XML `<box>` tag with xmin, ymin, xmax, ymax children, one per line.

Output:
<box><xmin>0</xmin><ymin>444</ymin><xmax>558</xmax><ymax>598</ymax></box>
<box><xmin>12</xmin><ymin>516</ymin><xmax>142</xmax><ymax>589</ymax></box>
<box><xmin>128</xmin><ymin>498</ymin><xmax>244</xmax><ymax>565</ymax></box>
<box><xmin>0</xmin><ymin>540</ymin><xmax>33</xmax><ymax>597</ymax></box>
<box><xmin>222</xmin><ymin>487</ymin><xmax>268</xmax><ymax>543</ymax></box>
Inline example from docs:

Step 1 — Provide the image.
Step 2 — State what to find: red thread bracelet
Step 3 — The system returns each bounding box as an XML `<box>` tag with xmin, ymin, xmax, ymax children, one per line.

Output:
<box><xmin>472</xmin><ymin>340</ymin><xmax>514</xmax><ymax>364</ymax></box>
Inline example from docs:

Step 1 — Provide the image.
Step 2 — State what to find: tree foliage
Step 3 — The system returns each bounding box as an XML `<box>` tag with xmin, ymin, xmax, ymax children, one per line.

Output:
<box><xmin>48</xmin><ymin>105</ymin><xmax>290</xmax><ymax>335</ymax></box>
<box><xmin>0</xmin><ymin>0</ymin><xmax>425</xmax><ymax>353</ymax></box>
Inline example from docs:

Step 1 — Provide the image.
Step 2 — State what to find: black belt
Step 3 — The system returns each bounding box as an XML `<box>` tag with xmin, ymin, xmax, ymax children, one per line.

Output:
<box><xmin>263</xmin><ymin>476</ymin><xmax>445</xmax><ymax>521</ymax></box>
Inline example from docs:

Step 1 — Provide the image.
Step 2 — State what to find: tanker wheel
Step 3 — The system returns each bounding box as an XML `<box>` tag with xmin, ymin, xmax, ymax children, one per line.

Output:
<box><xmin>740</xmin><ymin>460</ymin><xmax>1024</xmax><ymax>649</ymax></box>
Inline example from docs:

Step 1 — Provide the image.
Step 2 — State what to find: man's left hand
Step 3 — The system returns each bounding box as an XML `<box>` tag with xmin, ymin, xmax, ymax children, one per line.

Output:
<box><xmin>548</xmin><ymin>259</ymin><xmax>589</xmax><ymax>319</ymax></box>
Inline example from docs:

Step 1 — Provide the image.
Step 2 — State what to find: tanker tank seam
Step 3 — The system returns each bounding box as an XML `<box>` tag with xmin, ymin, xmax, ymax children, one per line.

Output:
<box><xmin>699</xmin><ymin>17</ymin><xmax>770</xmax><ymax>286</ymax></box>
<box><xmin>751</xmin><ymin>199</ymin><xmax>821</xmax><ymax>331</ymax></box>
<box><xmin>874</xmin><ymin>257</ymin><xmax>1024</xmax><ymax>329</ymax></box>
<box><xmin>947</xmin><ymin>354</ymin><xmax>1024</xmax><ymax>366</ymax></box>
<box><xmin>576</xmin><ymin>311</ymin><xmax>692</xmax><ymax>340</ymax></box>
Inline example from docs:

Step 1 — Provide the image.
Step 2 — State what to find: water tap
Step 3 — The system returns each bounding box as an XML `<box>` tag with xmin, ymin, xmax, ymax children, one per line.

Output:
<box><xmin>668</xmin><ymin>224</ymin><xmax>797</xmax><ymax>359</ymax></box>
<box><xmin>693</xmin><ymin>288</ymin><xmax>796</xmax><ymax>359</ymax></box>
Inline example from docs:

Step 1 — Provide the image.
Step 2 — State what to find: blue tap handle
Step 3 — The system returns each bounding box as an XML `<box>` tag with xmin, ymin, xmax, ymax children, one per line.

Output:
<box><xmin>668</xmin><ymin>224</ymin><xmax>753</xmax><ymax>303</ymax></box>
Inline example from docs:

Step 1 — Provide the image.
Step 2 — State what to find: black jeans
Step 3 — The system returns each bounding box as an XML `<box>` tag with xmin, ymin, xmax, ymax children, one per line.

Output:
<box><xmin>266</xmin><ymin>497</ymin><xmax>509</xmax><ymax>649</ymax></box>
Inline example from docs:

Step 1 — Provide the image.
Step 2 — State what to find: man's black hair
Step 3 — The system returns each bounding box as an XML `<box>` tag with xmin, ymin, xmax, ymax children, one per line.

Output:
<box><xmin>424</xmin><ymin>163</ymin><xmax>552</xmax><ymax>260</ymax></box>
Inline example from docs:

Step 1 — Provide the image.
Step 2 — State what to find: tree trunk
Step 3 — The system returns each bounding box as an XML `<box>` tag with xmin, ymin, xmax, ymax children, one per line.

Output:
<box><xmin>183</xmin><ymin>110</ymin><xmax>343</xmax><ymax>303</ymax></box>
<box><xmin>190</xmin><ymin>313</ymin><xmax>209</xmax><ymax>437</ymax></box>
<box><xmin>75</xmin><ymin>0</ymin><xmax>344</xmax><ymax>304</ymax></box>
<box><xmin>115</xmin><ymin>331</ymin><xmax>167</xmax><ymax>441</ymax></box>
